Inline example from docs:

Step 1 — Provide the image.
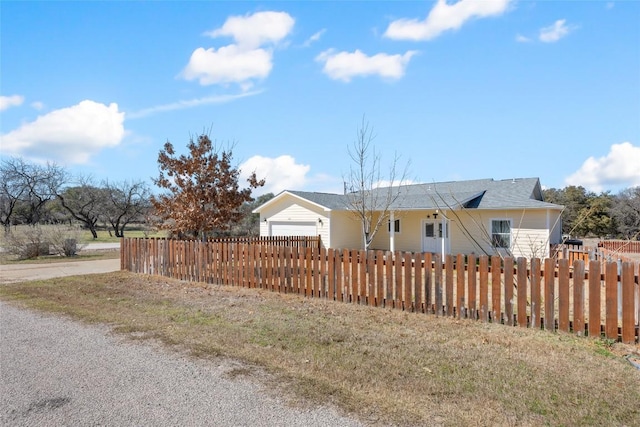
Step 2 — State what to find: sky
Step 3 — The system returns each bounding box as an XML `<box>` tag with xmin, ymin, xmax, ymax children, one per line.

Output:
<box><xmin>1</xmin><ymin>0</ymin><xmax>639</xmax><ymax>197</ymax></box>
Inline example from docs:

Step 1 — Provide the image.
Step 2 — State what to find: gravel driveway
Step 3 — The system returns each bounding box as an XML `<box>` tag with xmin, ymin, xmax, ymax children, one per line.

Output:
<box><xmin>0</xmin><ymin>256</ymin><xmax>362</xmax><ymax>426</ymax></box>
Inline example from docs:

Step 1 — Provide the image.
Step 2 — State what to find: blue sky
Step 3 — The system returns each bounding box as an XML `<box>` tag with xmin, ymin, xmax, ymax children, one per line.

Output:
<box><xmin>1</xmin><ymin>0</ymin><xmax>639</xmax><ymax>197</ymax></box>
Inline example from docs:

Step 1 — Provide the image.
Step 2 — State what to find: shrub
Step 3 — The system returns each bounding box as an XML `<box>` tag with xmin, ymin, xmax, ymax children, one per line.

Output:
<box><xmin>1</xmin><ymin>225</ymin><xmax>87</xmax><ymax>259</ymax></box>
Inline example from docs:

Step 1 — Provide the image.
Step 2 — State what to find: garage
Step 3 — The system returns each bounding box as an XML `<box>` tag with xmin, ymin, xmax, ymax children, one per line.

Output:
<box><xmin>270</xmin><ymin>221</ymin><xmax>318</xmax><ymax>237</ymax></box>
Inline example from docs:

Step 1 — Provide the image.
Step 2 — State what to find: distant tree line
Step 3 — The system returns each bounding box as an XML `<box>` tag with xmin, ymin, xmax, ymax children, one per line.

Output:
<box><xmin>543</xmin><ymin>185</ymin><xmax>640</xmax><ymax>240</ymax></box>
<box><xmin>1</xmin><ymin>150</ymin><xmax>271</xmax><ymax>239</ymax></box>
<box><xmin>1</xmin><ymin>157</ymin><xmax>153</xmax><ymax>238</ymax></box>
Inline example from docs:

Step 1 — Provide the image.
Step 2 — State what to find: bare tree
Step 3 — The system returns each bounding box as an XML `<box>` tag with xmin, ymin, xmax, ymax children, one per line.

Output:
<box><xmin>55</xmin><ymin>176</ymin><xmax>105</xmax><ymax>239</ymax></box>
<box><xmin>344</xmin><ymin>117</ymin><xmax>410</xmax><ymax>250</ymax></box>
<box><xmin>0</xmin><ymin>159</ymin><xmax>27</xmax><ymax>231</ymax></box>
<box><xmin>0</xmin><ymin>157</ymin><xmax>67</xmax><ymax>229</ymax></box>
<box><xmin>103</xmin><ymin>180</ymin><xmax>152</xmax><ymax>237</ymax></box>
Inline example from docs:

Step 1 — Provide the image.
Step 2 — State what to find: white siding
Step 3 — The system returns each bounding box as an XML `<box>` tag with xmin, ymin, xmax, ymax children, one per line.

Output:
<box><xmin>258</xmin><ymin>195</ymin><xmax>329</xmax><ymax>246</ymax></box>
<box><xmin>328</xmin><ymin>211</ymin><xmax>363</xmax><ymax>249</ymax></box>
<box><xmin>448</xmin><ymin>209</ymin><xmax>558</xmax><ymax>258</ymax></box>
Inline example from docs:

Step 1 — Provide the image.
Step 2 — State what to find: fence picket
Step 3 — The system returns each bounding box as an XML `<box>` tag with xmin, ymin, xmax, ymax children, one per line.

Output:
<box><xmin>424</xmin><ymin>253</ymin><xmax>433</xmax><ymax>314</ymax></box>
<box><xmin>457</xmin><ymin>254</ymin><xmax>465</xmax><ymax>319</ymax></box>
<box><xmin>445</xmin><ymin>255</ymin><xmax>454</xmax><ymax>316</ymax></box>
<box><xmin>573</xmin><ymin>260</ymin><xmax>585</xmax><ymax>336</ymax></box>
<box><xmin>544</xmin><ymin>258</ymin><xmax>555</xmax><ymax>332</ymax></box>
<box><xmin>479</xmin><ymin>256</ymin><xmax>488</xmax><ymax>322</ymax></box>
<box><xmin>504</xmin><ymin>257</ymin><xmax>514</xmax><ymax>326</ymax></box>
<box><xmin>558</xmin><ymin>259</ymin><xmax>569</xmax><ymax>332</ymax></box>
<box><xmin>622</xmin><ymin>262</ymin><xmax>635</xmax><ymax>344</ymax></box>
<box><xmin>415</xmin><ymin>254</ymin><xmax>424</xmax><ymax>313</ymax></box>
<box><xmin>605</xmin><ymin>262</ymin><xmax>618</xmax><ymax>339</ymax></box>
<box><xmin>434</xmin><ymin>254</ymin><xmax>443</xmax><ymax>316</ymax></box>
<box><xmin>394</xmin><ymin>251</ymin><xmax>402</xmax><ymax>309</ymax></box>
<box><xmin>376</xmin><ymin>250</ymin><xmax>384</xmax><ymax>308</ymax></box>
<box><xmin>404</xmin><ymin>253</ymin><xmax>413</xmax><ymax>311</ymax></box>
<box><xmin>467</xmin><ymin>254</ymin><xmax>477</xmax><ymax>320</ymax></box>
<box><xmin>491</xmin><ymin>256</ymin><xmax>501</xmax><ymax>323</ymax></box>
<box><xmin>368</xmin><ymin>251</ymin><xmax>376</xmax><ymax>307</ymax></box>
<box><xmin>360</xmin><ymin>250</ymin><xmax>368</xmax><ymax>305</ymax></box>
<box><xmin>531</xmin><ymin>258</ymin><xmax>541</xmax><ymax>329</ymax></box>
<box><xmin>588</xmin><ymin>261</ymin><xmax>601</xmax><ymax>338</ymax></box>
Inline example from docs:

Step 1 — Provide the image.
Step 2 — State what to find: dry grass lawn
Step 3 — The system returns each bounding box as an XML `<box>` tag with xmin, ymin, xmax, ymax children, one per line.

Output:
<box><xmin>1</xmin><ymin>271</ymin><xmax>639</xmax><ymax>426</ymax></box>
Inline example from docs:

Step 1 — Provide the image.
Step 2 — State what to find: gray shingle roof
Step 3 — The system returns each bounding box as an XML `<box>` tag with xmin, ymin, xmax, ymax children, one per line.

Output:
<box><xmin>277</xmin><ymin>178</ymin><xmax>563</xmax><ymax>212</ymax></box>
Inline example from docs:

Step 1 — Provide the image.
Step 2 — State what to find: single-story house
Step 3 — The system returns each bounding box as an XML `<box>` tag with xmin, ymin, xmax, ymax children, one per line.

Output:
<box><xmin>253</xmin><ymin>177</ymin><xmax>564</xmax><ymax>259</ymax></box>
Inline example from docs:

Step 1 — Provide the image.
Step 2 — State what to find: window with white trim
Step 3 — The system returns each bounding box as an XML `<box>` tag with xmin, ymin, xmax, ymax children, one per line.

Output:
<box><xmin>491</xmin><ymin>219</ymin><xmax>511</xmax><ymax>249</ymax></box>
<box><xmin>388</xmin><ymin>219</ymin><xmax>401</xmax><ymax>233</ymax></box>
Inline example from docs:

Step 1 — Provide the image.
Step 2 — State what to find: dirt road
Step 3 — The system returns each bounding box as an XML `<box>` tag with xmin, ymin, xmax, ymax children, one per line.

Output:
<box><xmin>0</xmin><ymin>258</ymin><xmax>121</xmax><ymax>284</ymax></box>
<box><xmin>0</xmin><ymin>250</ymin><xmax>362</xmax><ymax>426</ymax></box>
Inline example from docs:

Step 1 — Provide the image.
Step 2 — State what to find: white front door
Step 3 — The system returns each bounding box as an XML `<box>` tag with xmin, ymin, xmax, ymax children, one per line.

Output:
<box><xmin>422</xmin><ymin>220</ymin><xmax>447</xmax><ymax>254</ymax></box>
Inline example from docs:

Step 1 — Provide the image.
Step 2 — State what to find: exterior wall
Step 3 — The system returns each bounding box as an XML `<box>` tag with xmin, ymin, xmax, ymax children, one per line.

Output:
<box><xmin>258</xmin><ymin>196</ymin><xmax>328</xmax><ymax>247</ymax></box>
<box><xmin>369</xmin><ymin>211</ymin><xmax>428</xmax><ymax>252</ymax></box>
<box><xmin>447</xmin><ymin>209</ymin><xmax>562</xmax><ymax>259</ymax></box>
<box><xmin>327</xmin><ymin>211</ymin><xmax>363</xmax><ymax>250</ymax></box>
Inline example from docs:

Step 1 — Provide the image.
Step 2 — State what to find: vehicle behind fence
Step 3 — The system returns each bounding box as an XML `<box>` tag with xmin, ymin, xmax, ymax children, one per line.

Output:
<box><xmin>122</xmin><ymin>237</ymin><xmax>640</xmax><ymax>344</ymax></box>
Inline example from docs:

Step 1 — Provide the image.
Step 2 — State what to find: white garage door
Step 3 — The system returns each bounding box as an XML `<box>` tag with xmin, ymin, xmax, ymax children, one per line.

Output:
<box><xmin>270</xmin><ymin>222</ymin><xmax>317</xmax><ymax>237</ymax></box>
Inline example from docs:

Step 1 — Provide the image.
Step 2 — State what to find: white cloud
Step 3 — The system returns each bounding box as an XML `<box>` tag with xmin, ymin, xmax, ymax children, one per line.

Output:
<box><xmin>240</xmin><ymin>155</ymin><xmax>311</xmax><ymax>195</ymax></box>
<box><xmin>539</xmin><ymin>19</ymin><xmax>571</xmax><ymax>43</ymax></box>
<box><xmin>316</xmin><ymin>49</ymin><xmax>417</xmax><ymax>82</ymax></box>
<box><xmin>384</xmin><ymin>0</ymin><xmax>512</xmax><ymax>41</ymax></box>
<box><xmin>0</xmin><ymin>100</ymin><xmax>125</xmax><ymax>164</ymax></box>
<box><xmin>0</xmin><ymin>95</ymin><xmax>24</xmax><ymax>111</ymax></box>
<box><xmin>127</xmin><ymin>91</ymin><xmax>263</xmax><ymax>119</ymax></box>
<box><xmin>31</xmin><ymin>101</ymin><xmax>45</xmax><ymax>110</ymax></box>
<box><xmin>204</xmin><ymin>11</ymin><xmax>294</xmax><ymax>49</ymax></box>
<box><xmin>181</xmin><ymin>45</ymin><xmax>272</xmax><ymax>87</ymax></box>
<box><xmin>515</xmin><ymin>34</ymin><xmax>531</xmax><ymax>43</ymax></box>
<box><xmin>303</xmin><ymin>29</ymin><xmax>326</xmax><ymax>47</ymax></box>
<box><xmin>565</xmin><ymin>142</ymin><xmax>640</xmax><ymax>192</ymax></box>
<box><xmin>182</xmin><ymin>11</ymin><xmax>294</xmax><ymax>89</ymax></box>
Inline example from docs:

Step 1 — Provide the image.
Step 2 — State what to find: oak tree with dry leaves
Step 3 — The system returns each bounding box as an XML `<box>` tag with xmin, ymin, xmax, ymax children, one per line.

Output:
<box><xmin>151</xmin><ymin>134</ymin><xmax>265</xmax><ymax>240</ymax></box>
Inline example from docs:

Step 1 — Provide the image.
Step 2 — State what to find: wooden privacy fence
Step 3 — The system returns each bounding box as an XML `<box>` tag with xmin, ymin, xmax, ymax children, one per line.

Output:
<box><xmin>599</xmin><ymin>240</ymin><xmax>640</xmax><ymax>254</ymax></box>
<box><xmin>121</xmin><ymin>238</ymin><xmax>640</xmax><ymax>344</ymax></box>
<box><xmin>553</xmin><ymin>243</ymin><xmax>640</xmax><ymax>269</ymax></box>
